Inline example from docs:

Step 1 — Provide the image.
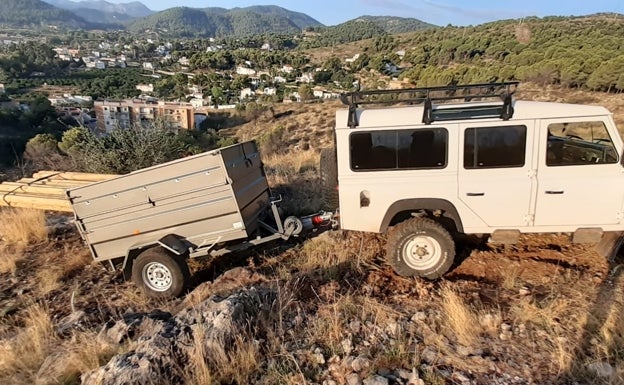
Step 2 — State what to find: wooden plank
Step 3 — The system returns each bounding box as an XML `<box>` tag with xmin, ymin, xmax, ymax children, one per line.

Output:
<box><xmin>0</xmin><ymin>183</ymin><xmax>68</xmax><ymax>196</ymax></box>
<box><xmin>0</xmin><ymin>194</ymin><xmax>71</xmax><ymax>212</ymax></box>
<box><xmin>17</xmin><ymin>178</ymin><xmax>88</xmax><ymax>187</ymax></box>
<box><xmin>32</xmin><ymin>171</ymin><xmax>118</xmax><ymax>182</ymax></box>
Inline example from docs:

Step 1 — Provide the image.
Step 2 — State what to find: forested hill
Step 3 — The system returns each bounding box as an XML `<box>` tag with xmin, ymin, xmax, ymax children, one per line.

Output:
<box><xmin>0</xmin><ymin>0</ymin><xmax>94</xmax><ymax>29</ymax></box>
<box><xmin>376</xmin><ymin>14</ymin><xmax>624</xmax><ymax>92</ymax></box>
<box><xmin>127</xmin><ymin>6</ymin><xmax>323</xmax><ymax>38</ymax></box>
<box><xmin>300</xmin><ymin>16</ymin><xmax>436</xmax><ymax>48</ymax></box>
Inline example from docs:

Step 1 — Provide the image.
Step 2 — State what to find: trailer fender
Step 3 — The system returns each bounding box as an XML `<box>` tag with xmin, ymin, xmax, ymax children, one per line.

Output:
<box><xmin>121</xmin><ymin>235</ymin><xmax>190</xmax><ymax>280</ymax></box>
<box><xmin>157</xmin><ymin>234</ymin><xmax>190</xmax><ymax>256</ymax></box>
<box><xmin>122</xmin><ymin>248</ymin><xmax>142</xmax><ymax>281</ymax></box>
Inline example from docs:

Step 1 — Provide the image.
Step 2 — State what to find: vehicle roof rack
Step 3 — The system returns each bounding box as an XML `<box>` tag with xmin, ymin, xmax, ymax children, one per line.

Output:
<box><xmin>340</xmin><ymin>81</ymin><xmax>519</xmax><ymax>127</ymax></box>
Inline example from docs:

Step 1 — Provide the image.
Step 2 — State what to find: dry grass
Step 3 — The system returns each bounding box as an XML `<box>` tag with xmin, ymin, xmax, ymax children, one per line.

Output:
<box><xmin>439</xmin><ymin>284</ymin><xmax>481</xmax><ymax>346</ymax></box>
<box><xmin>0</xmin><ymin>303</ymin><xmax>56</xmax><ymax>382</ymax></box>
<box><xmin>36</xmin><ymin>266</ymin><xmax>64</xmax><ymax>294</ymax></box>
<box><xmin>35</xmin><ymin>243</ymin><xmax>93</xmax><ymax>295</ymax></box>
<box><xmin>0</xmin><ymin>209</ymin><xmax>48</xmax><ymax>274</ymax></box>
<box><xmin>184</xmin><ymin>327</ymin><xmax>260</xmax><ymax>385</ymax></box>
<box><xmin>0</xmin><ymin>208</ymin><xmax>47</xmax><ymax>245</ymax></box>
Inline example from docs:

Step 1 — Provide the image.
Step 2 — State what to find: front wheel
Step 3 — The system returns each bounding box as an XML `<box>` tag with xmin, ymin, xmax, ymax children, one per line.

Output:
<box><xmin>131</xmin><ymin>247</ymin><xmax>190</xmax><ymax>298</ymax></box>
<box><xmin>386</xmin><ymin>217</ymin><xmax>455</xmax><ymax>279</ymax></box>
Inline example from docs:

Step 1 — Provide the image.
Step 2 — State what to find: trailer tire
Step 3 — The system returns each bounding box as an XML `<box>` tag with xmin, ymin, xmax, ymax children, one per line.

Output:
<box><xmin>320</xmin><ymin>147</ymin><xmax>339</xmax><ymax>210</ymax></box>
<box><xmin>386</xmin><ymin>217</ymin><xmax>455</xmax><ymax>280</ymax></box>
<box><xmin>131</xmin><ymin>247</ymin><xmax>190</xmax><ymax>299</ymax></box>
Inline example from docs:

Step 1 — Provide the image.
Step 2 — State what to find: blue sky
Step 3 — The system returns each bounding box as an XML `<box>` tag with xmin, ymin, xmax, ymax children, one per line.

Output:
<box><xmin>105</xmin><ymin>0</ymin><xmax>623</xmax><ymax>26</ymax></box>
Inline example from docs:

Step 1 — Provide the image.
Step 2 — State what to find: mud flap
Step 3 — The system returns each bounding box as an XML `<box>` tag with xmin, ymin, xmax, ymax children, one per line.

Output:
<box><xmin>595</xmin><ymin>232</ymin><xmax>624</xmax><ymax>261</ymax></box>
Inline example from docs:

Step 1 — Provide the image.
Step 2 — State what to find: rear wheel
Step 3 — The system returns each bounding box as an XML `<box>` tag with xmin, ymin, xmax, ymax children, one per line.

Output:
<box><xmin>320</xmin><ymin>147</ymin><xmax>339</xmax><ymax>210</ymax></box>
<box><xmin>131</xmin><ymin>247</ymin><xmax>190</xmax><ymax>298</ymax></box>
<box><xmin>386</xmin><ymin>217</ymin><xmax>455</xmax><ymax>279</ymax></box>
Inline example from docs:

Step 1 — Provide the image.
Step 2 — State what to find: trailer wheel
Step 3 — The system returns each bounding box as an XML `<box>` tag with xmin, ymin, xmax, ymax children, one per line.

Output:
<box><xmin>320</xmin><ymin>147</ymin><xmax>339</xmax><ymax>210</ymax></box>
<box><xmin>131</xmin><ymin>247</ymin><xmax>189</xmax><ymax>298</ymax></box>
<box><xmin>386</xmin><ymin>217</ymin><xmax>455</xmax><ymax>280</ymax></box>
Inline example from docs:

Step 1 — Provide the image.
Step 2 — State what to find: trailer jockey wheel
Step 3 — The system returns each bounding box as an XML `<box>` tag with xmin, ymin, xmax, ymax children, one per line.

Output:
<box><xmin>132</xmin><ymin>247</ymin><xmax>190</xmax><ymax>298</ymax></box>
<box><xmin>284</xmin><ymin>216</ymin><xmax>303</xmax><ymax>236</ymax></box>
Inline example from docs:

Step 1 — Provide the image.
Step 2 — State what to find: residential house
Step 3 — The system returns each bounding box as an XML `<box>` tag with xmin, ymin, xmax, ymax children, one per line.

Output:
<box><xmin>345</xmin><ymin>54</ymin><xmax>360</xmax><ymax>63</ymax></box>
<box><xmin>240</xmin><ymin>88</ymin><xmax>254</xmax><ymax>99</ymax></box>
<box><xmin>136</xmin><ymin>84</ymin><xmax>154</xmax><ymax>93</ymax></box>
<box><xmin>236</xmin><ymin>67</ymin><xmax>256</xmax><ymax>76</ymax></box>
<box><xmin>297</xmin><ymin>73</ymin><xmax>314</xmax><ymax>83</ymax></box>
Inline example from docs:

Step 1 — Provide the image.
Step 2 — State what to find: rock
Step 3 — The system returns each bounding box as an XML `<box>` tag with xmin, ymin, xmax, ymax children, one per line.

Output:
<box><xmin>396</xmin><ymin>368</ymin><xmax>411</xmax><ymax>379</ymax></box>
<box><xmin>55</xmin><ymin>310</ymin><xmax>86</xmax><ymax>335</ymax></box>
<box><xmin>457</xmin><ymin>345</ymin><xmax>483</xmax><ymax>357</ymax></box>
<box><xmin>501</xmin><ymin>323</ymin><xmax>512</xmax><ymax>332</ymax></box>
<box><xmin>407</xmin><ymin>368</ymin><xmax>425</xmax><ymax>385</ymax></box>
<box><xmin>385</xmin><ymin>322</ymin><xmax>401</xmax><ymax>336</ymax></box>
<box><xmin>421</xmin><ymin>347</ymin><xmax>438</xmax><ymax>364</ymax></box>
<box><xmin>346</xmin><ymin>373</ymin><xmax>363</xmax><ymax>385</ymax></box>
<box><xmin>342</xmin><ymin>356</ymin><xmax>355</xmax><ymax>370</ymax></box>
<box><xmin>82</xmin><ymin>288</ymin><xmax>272</xmax><ymax>385</ymax></box>
<box><xmin>587</xmin><ymin>362</ymin><xmax>614</xmax><ymax>378</ymax></box>
<box><xmin>323</xmin><ymin>380</ymin><xmax>338</xmax><ymax>385</ymax></box>
<box><xmin>349</xmin><ymin>320</ymin><xmax>362</xmax><ymax>333</ymax></box>
<box><xmin>411</xmin><ymin>311</ymin><xmax>427</xmax><ymax>322</ymax></box>
<box><xmin>328</xmin><ymin>363</ymin><xmax>341</xmax><ymax>377</ymax></box>
<box><xmin>456</xmin><ymin>345</ymin><xmax>472</xmax><ymax>357</ymax></box>
<box><xmin>351</xmin><ymin>356</ymin><xmax>371</xmax><ymax>372</ymax></box>
<box><xmin>452</xmin><ymin>371</ymin><xmax>471</xmax><ymax>384</ymax></box>
<box><xmin>363</xmin><ymin>375</ymin><xmax>388</xmax><ymax>385</ymax></box>
<box><xmin>342</xmin><ymin>338</ymin><xmax>354</xmax><ymax>355</ymax></box>
<box><xmin>499</xmin><ymin>333</ymin><xmax>510</xmax><ymax>341</ymax></box>
<box><xmin>518</xmin><ymin>287</ymin><xmax>531</xmax><ymax>296</ymax></box>
<box><xmin>314</xmin><ymin>347</ymin><xmax>326</xmax><ymax>364</ymax></box>
<box><xmin>96</xmin><ymin>309</ymin><xmax>172</xmax><ymax>345</ymax></box>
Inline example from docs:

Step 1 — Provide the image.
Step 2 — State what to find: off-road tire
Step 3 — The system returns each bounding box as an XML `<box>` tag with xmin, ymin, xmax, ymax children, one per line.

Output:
<box><xmin>320</xmin><ymin>147</ymin><xmax>339</xmax><ymax>210</ymax></box>
<box><xmin>386</xmin><ymin>217</ymin><xmax>455</xmax><ymax>279</ymax></box>
<box><xmin>131</xmin><ymin>247</ymin><xmax>190</xmax><ymax>299</ymax></box>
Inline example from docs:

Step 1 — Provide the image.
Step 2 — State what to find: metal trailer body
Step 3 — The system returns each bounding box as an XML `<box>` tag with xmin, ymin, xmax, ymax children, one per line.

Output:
<box><xmin>67</xmin><ymin>141</ymin><xmax>271</xmax><ymax>265</ymax></box>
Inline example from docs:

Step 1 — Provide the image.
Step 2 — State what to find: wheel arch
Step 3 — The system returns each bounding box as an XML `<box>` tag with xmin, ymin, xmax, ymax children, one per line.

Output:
<box><xmin>121</xmin><ymin>235</ymin><xmax>190</xmax><ymax>280</ymax></box>
<box><xmin>379</xmin><ymin>198</ymin><xmax>464</xmax><ymax>234</ymax></box>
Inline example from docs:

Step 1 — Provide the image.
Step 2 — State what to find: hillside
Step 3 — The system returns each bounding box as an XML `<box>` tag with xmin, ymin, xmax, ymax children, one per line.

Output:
<box><xmin>44</xmin><ymin>0</ymin><xmax>153</xmax><ymax>17</ymax></box>
<box><xmin>128</xmin><ymin>5</ymin><xmax>322</xmax><ymax>38</ymax></box>
<box><xmin>317</xmin><ymin>14</ymin><xmax>624</xmax><ymax>92</ymax></box>
<box><xmin>359</xmin><ymin>15</ymin><xmax>435</xmax><ymax>33</ymax></box>
<box><xmin>2</xmin><ymin>87</ymin><xmax>624</xmax><ymax>384</ymax></box>
<box><xmin>0</xmin><ymin>0</ymin><xmax>93</xmax><ymax>29</ymax></box>
<box><xmin>300</xmin><ymin>16</ymin><xmax>436</xmax><ymax>48</ymax></box>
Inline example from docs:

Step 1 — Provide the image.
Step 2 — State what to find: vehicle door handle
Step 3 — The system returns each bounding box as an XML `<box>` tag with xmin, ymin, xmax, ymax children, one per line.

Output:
<box><xmin>466</xmin><ymin>192</ymin><xmax>485</xmax><ymax>197</ymax></box>
<box><xmin>545</xmin><ymin>190</ymin><xmax>564</xmax><ymax>195</ymax></box>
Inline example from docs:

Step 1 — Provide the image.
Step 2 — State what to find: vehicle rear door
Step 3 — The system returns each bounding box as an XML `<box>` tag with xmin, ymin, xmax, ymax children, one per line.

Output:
<box><xmin>534</xmin><ymin>118</ymin><xmax>624</xmax><ymax>226</ymax></box>
<box><xmin>458</xmin><ymin>120</ymin><xmax>537</xmax><ymax>228</ymax></box>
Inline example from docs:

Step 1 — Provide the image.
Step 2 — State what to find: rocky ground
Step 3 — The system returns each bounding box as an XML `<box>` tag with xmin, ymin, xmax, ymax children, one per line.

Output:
<box><xmin>1</xmin><ymin>218</ymin><xmax>623</xmax><ymax>385</ymax></box>
<box><xmin>2</xmin><ymin>88</ymin><xmax>624</xmax><ymax>384</ymax></box>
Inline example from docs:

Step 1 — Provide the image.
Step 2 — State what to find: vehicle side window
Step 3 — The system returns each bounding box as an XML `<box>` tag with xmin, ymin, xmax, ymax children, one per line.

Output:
<box><xmin>546</xmin><ymin>121</ymin><xmax>618</xmax><ymax>166</ymax></box>
<box><xmin>464</xmin><ymin>125</ymin><xmax>527</xmax><ymax>169</ymax></box>
<box><xmin>350</xmin><ymin>128</ymin><xmax>448</xmax><ymax>171</ymax></box>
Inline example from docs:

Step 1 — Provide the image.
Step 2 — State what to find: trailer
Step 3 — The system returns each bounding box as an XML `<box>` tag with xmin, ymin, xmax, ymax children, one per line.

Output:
<box><xmin>67</xmin><ymin>141</ymin><xmax>332</xmax><ymax>298</ymax></box>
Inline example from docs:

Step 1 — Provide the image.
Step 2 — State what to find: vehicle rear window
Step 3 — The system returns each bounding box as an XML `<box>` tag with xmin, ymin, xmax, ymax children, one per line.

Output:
<box><xmin>464</xmin><ymin>125</ymin><xmax>527</xmax><ymax>169</ymax></box>
<box><xmin>546</xmin><ymin>121</ymin><xmax>618</xmax><ymax>166</ymax></box>
<box><xmin>350</xmin><ymin>128</ymin><xmax>448</xmax><ymax>171</ymax></box>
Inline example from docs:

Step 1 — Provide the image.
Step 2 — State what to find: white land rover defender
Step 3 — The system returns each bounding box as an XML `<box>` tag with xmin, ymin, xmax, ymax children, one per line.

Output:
<box><xmin>321</xmin><ymin>82</ymin><xmax>624</xmax><ymax>279</ymax></box>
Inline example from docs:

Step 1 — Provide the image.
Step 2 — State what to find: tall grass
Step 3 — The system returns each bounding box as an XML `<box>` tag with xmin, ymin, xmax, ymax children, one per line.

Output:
<box><xmin>0</xmin><ymin>209</ymin><xmax>48</xmax><ymax>274</ymax></box>
<box><xmin>0</xmin><ymin>208</ymin><xmax>47</xmax><ymax>245</ymax></box>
